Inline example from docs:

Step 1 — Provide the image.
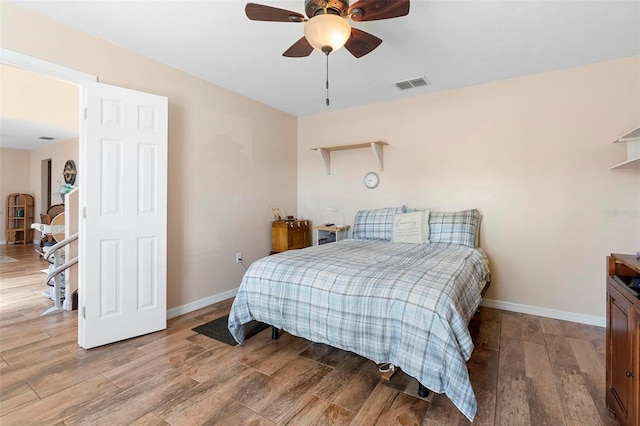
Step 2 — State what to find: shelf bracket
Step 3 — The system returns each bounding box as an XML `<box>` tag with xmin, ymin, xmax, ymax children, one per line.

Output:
<box><xmin>317</xmin><ymin>148</ymin><xmax>331</xmax><ymax>175</ymax></box>
<box><xmin>611</xmin><ymin>125</ymin><xmax>640</xmax><ymax>170</ymax></box>
<box><xmin>371</xmin><ymin>142</ymin><xmax>384</xmax><ymax>171</ymax></box>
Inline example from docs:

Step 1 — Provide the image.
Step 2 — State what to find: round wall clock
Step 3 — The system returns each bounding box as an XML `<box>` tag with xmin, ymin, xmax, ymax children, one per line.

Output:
<box><xmin>63</xmin><ymin>160</ymin><xmax>77</xmax><ymax>185</ymax></box>
<box><xmin>364</xmin><ymin>171</ymin><xmax>379</xmax><ymax>189</ymax></box>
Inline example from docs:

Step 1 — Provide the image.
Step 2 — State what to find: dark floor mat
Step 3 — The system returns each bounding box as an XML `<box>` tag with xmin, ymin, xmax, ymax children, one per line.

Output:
<box><xmin>192</xmin><ymin>314</ymin><xmax>269</xmax><ymax>346</ymax></box>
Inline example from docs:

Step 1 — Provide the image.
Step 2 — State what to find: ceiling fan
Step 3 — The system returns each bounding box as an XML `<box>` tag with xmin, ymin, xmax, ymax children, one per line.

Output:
<box><xmin>245</xmin><ymin>0</ymin><xmax>410</xmax><ymax>58</ymax></box>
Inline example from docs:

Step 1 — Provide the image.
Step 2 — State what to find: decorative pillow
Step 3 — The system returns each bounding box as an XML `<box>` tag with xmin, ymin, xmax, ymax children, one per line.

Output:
<box><xmin>429</xmin><ymin>209</ymin><xmax>481</xmax><ymax>248</ymax></box>
<box><xmin>475</xmin><ymin>214</ymin><xmax>483</xmax><ymax>247</ymax></box>
<box><xmin>391</xmin><ymin>210</ymin><xmax>430</xmax><ymax>244</ymax></box>
<box><xmin>352</xmin><ymin>206</ymin><xmax>405</xmax><ymax>240</ymax></box>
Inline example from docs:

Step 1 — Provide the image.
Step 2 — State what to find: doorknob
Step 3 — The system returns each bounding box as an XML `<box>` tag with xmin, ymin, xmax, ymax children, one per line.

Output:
<box><xmin>626</xmin><ymin>370</ymin><xmax>634</xmax><ymax>378</ymax></box>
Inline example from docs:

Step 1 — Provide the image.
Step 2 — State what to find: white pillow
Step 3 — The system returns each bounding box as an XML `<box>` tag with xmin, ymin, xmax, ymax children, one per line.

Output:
<box><xmin>391</xmin><ymin>210</ymin><xmax>430</xmax><ymax>244</ymax></box>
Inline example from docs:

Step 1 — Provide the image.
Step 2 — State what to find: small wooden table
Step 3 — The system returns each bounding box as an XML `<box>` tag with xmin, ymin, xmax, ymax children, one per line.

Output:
<box><xmin>314</xmin><ymin>225</ymin><xmax>350</xmax><ymax>245</ymax></box>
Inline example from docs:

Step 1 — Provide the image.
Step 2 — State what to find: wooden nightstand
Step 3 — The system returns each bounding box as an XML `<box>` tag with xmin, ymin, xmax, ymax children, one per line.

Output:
<box><xmin>314</xmin><ymin>225</ymin><xmax>350</xmax><ymax>245</ymax></box>
<box><xmin>271</xmin><ymin>220</ymin><xmax>311</xmax><ymax>254</ymax></box>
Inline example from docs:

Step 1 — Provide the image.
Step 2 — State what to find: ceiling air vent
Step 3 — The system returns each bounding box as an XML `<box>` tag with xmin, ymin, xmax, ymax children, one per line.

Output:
<box><xmin>394</xmin><ymin>76</ymin><xmax>430</xmax><ymax>90</ymax></box>
<box><xmin>39</xmin><ymin>136</ymin><xmax>55</xmax><ymax>140</ymax></box>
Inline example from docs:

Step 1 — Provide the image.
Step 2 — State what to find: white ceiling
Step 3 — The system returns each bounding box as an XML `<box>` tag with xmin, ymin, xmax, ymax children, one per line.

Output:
<box><xmin>0</xmin><ymin>116</ymin><xmax>78</xmax><ymax>150</ymax></box>
<box><xmin>8</xmin><ymin>0</ymin><xmax>640</xmax><ymax>118</ymax></box>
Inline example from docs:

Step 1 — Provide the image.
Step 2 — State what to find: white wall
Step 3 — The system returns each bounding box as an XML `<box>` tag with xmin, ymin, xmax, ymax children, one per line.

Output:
<box><xmin>298</xmin><ymin>56</ymin><xmax>640</xmax><ymax>321</ymax></box>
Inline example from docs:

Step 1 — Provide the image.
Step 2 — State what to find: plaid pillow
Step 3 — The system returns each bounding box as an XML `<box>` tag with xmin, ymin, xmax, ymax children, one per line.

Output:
<box><xmin>429</xmin><ymin>209</ymin><xmax>481</xmax><ymax>248</ymax></box>
<box><xmin>352</xmin><ymin>206</ymin><xmax>405</xmax><ymax>240</ymax></box>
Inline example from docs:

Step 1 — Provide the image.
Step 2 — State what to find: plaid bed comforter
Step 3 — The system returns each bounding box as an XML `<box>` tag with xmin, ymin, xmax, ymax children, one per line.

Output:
<box><xmin>228</xmin><ymin>239</ymin><xmax>490</xmax><ymax>421</ymax></box>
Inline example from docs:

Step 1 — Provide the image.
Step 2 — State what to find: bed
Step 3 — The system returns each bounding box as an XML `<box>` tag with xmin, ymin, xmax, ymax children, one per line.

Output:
<box><xmin>228</xmin><ymin>207</ymin><xmax>490</xmax><ymax>421</ymax></box>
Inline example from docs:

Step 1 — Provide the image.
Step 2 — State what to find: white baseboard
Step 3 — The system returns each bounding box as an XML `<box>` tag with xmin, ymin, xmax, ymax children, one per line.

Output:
<box><xmin>166</xmin><ymin>290</ymin><xmax>606</xmax><ymax>328</ymax></box>
<box><xmin>0</xmin><ymin>240</ymin><xmax>37</xmax><ymax>245</ymax></box>
<box><xmin>481</xmin><ymin>298</ymin><xmax>605</xmax><ymax>328</ymax></box>
<box><xmin>167</xmin><ymin>287</ymin><xmax>239</xmax><ymax>319</ymax></box>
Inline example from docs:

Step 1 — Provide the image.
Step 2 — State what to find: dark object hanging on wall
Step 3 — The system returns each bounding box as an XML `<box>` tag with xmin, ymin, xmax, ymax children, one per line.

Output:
<box><xmin>63</xmin><ymin>160</ymin><xmax>77</xmax><ymax>185</ymax></box>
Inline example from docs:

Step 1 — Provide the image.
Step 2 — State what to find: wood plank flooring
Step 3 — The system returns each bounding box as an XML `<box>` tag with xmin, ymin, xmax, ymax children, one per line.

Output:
<box><xmin>0</xmin><ymin>243</ymin><xmax>619</xmax><ymax>425</ymax></box>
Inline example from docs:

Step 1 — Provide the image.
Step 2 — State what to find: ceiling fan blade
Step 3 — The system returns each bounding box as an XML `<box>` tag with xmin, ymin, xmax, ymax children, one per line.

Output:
<box><xmin>245</xmin><ymin>3</ymin><xmax>305</xmax><ymax>22</ymax></box>
<box><xmin>348</xmin><ymin>0</ymin><xmax>410</xmax><ymax>22</ymax></box>
<box><xmin>283</xmin><ymin>37</ymin><xmax>314</xmax><ymax>57</ymax></box>
<box><xmin>344</xmin><ymin>28</ymin><xmax>382</xmax><ymax>58</ymax></box>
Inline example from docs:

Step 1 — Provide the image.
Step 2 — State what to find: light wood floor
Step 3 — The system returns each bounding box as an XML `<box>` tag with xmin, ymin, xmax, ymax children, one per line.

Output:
<box><xmin>0</xmin><ymin>243</ymin><xmax>618</xmax><ymax>425</ymax></box>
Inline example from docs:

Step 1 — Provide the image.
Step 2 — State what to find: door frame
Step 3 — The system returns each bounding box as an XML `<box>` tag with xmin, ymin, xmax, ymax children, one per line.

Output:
<box><xmin>0</xmin><ymin>48</ymin><xmax>96</xmax><ymax>83</ymax></box>
<box><xmin>1</xmin><ymin>48</ymin><xmax>96</xmax><ymax>342</ymax></box>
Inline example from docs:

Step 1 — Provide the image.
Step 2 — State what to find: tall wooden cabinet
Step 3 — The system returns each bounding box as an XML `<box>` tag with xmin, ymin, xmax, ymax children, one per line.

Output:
<box><xmin>5</xmin><ymin>193</ymin><xmax>35</xmax><ymax>244</ymax></box>
<box><xmin>271</xmin><ymin>220</ymin><xmax>311</xmax><ymax>254</ymax></box>
<box><xmin>606</xmin><ymin>253</ymin><xmax>640</xmax><ymax>426</ymax></box>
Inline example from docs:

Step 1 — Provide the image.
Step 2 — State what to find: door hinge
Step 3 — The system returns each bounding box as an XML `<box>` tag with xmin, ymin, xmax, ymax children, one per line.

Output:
<box><xmin>83</xmin><ymin>207</ymin><xmax>87</xmax><ymax>218</ymax></box>
<box><xmin>82</xmin><ymin>306</ymin><xmax>86</xmax><ymax>319</ymax></box>
<box><xmin>84</xmin><ymin>108</ymin><xmax>87</xmax><ymax>120</ymax></box>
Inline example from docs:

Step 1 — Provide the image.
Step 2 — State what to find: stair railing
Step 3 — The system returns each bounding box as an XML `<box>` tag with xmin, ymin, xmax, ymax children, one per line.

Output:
<box><xmin>42</xmin><ymin>233</ymin><xmax>79</xmax><ymax>316</ymax></box>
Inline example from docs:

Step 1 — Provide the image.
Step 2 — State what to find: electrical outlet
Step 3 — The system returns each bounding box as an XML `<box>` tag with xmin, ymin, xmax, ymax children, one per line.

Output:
<box><xmin>235</xmin><ymin>252</ymin><xmax>242</xmax><ymax>264</ymax></box>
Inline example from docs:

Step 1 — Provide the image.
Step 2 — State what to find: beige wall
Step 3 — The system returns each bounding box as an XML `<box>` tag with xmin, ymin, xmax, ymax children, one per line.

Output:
<box><xmin>1</xmin><ymin>2</ymin><xmax>299</xmax><ymax>309</ymax></box>
<box><xmin>3</xmin><ymin>2</ymin><xmax>638</xmax><ymax>322</ymax></box>
<box><xmin>0</xmin><ymin>63</ymin><xmax>78</xmax><ymax>129</ymax></box>
<box><xmin>1</xmin><ymin>64</ymin><xmax>79</xmax><ymax>244</ymax></box>
<box><xmin>298</xmin><ymin>56</ymin><xmax>640</xmax><ymax>320</ymax></box>
<box><xmin>0</xmin><ymin>148</ymin><xmax>31</xmax><ymax>243</ymax></box>
<box><xmin>0</xmin><ymin>138</ymin><xmax>78</xmax><ymax>244</ymax></box>
<box><xmin>29</xmin><ymin>136</ymin><xmax>79</xmax><ymax>211</ymax></box>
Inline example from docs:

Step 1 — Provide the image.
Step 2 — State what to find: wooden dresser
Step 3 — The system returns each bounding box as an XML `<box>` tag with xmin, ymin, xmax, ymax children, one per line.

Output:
<box><xmin>606</xmin><ymin>253</ymin><xmax>640</xmax><ymax>426</ymax></box>
<box><xmin>271</xmin><ymin>220</ymin><xmax>311</xmax><ymax>254</ymax></box>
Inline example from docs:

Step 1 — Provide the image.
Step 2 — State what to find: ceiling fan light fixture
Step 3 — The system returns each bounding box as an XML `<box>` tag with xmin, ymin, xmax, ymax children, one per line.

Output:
<box><xmin>304</xmin><ymin>14</ymin><xmax>351</xmax><ymax>53</ymax></box>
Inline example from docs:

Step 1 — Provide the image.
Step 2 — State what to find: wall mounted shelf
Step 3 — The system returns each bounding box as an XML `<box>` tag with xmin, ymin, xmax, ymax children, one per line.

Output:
<box><xmin>312</xmin><ymin>141</ymin><xmax>388</xmax><ymax>175</ymax></box>
<box><xmin>611</xmin><ymin>126</ymin><xmax>640</xmax><ymax>170</ymax></box>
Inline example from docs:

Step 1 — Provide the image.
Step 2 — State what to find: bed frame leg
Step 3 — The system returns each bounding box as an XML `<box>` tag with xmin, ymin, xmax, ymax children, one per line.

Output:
<box><xmin>271</xmin><ymin>326</ymin><xmax>279</xmax><ymax>340</ymax></box>
<box><xmin>418</xmin><ymin>383</ymin><xmax>430</xmax><ymax>398</ymax></box>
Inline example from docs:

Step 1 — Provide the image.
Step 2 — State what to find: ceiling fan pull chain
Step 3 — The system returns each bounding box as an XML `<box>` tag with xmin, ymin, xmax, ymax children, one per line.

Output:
<box><xmin>325</xmin><ymin>50</ymin><xmax>330</xmax><ymax>106</ymax></box>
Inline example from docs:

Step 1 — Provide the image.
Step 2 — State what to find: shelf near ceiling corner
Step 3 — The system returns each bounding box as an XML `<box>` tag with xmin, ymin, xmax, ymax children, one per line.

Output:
<box><xmin>611</xmin><ymin>126</ymin><xmax>640</xmax><ymax>170</ymax></box>
<box><xmin>312</xmin><ymin>141</ymin><xmax>388</xmax><ymax>175</ymax></box>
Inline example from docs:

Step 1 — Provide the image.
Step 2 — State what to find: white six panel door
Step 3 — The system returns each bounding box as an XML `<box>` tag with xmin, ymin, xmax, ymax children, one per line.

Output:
<box><xmin>79</xmin><ymin>82</ymin><xmax>168</xmax><ymax>349</ymax></box>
